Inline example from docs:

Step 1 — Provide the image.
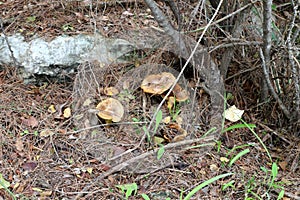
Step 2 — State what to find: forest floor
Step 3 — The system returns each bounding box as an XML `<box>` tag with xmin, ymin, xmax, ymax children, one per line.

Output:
<box><xmin>0</xmin><ymin>1</ymin><xmax>299</xmax><ymax>199</ymax></box>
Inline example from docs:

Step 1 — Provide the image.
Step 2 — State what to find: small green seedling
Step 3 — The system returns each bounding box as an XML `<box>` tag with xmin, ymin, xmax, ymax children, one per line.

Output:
<box><xmin>20</xmin><ymin>130</ymin><xmax>39</xmax><ymax>136</ymax></box>
<box><xmin>157</xmin><ymin>144</ymin><xmax>165</xmax><ymax>159</ymax></box>
<box><xmin>154</xmin><ymin>110</ymin><xmax>163</xmax><ymax>134</ymax></box>
<box><xmin>26</xmin><ymin>16</ymin><xmax>36</xmax><ymax>23</ymax></box>
<box><xmin>141</xmin><ymin>193</ymin><xmax>151</xmax><ymax>200</ymax></box>
<box><xmin>142</xmin><ymin>126</ymin><xmax>151</xmax><ymax>143</ymax></box>
<box><xmin>132</xmin><ymin>117</ymin><xmax>142</xmax><ymax>134</ymax></box>
<box><xmin>62</xmin><ymin>24</ymin><xmax>74</xmax><ymax>32</ymax></box>
<box><xmin>168</xmin><ymin>99</ymin><xmax>181</xmax><ymax>121</ymax></box>
<box><xmin>222</xmin><ymin>180</ymin><xmax>235</xmax><ymax>191</ymax></box>
<box><xmin>115</xmin><ymin>183</ymin><xmax>138</xmax><ymax>200</ymax></box>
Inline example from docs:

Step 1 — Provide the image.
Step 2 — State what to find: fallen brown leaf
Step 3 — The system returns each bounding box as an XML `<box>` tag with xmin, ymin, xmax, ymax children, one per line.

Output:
<box><xmin>21</xmin><ymin>116</ymin><xmax>38</xmax><ymax>128</ymax></box>
<box><xmin>15</xmin><ymin>138</ymin><xmax>24</xmax><ymax>152</ymax></box>
<box><xmin>22</xmin><ymin>161</ymin><xmax>38</xmax><ymax>171</ymax></box>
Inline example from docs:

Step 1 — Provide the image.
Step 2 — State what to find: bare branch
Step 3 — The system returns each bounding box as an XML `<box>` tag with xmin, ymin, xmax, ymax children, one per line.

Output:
<box><xmin>143</xmin><ymin>0</ymin><xmax>189</xmax><ymax>58</ymax></box>
<box><xmin>219</xmin><ymin>1</ymin><xmax>252</xmax><ymax>77</ymax></box>
<box><xmin>286</xmin><ymin>0</ymin><xmax>300</xmax><ymax>118</ymax></box>
<box><xmin>261</xmin><ymin>0</ymin><xmax>291</xmax><ymax>119</ymax></box>
<box><xmin>259</xmin><ymin>48</ymin><xmax>291</xmax><ymax>118</ymax></box>
<box><xmin>188</xmin><ymin>1</ymin><xmax>258</xmax><ymax>33</ymax></box>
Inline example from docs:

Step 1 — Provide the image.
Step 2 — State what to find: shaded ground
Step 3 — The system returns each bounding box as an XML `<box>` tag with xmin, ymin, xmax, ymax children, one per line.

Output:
<box><xmin>1</xmin><ymin>1</ymin><xmax>299</xmax><ymax>199</ymax></box>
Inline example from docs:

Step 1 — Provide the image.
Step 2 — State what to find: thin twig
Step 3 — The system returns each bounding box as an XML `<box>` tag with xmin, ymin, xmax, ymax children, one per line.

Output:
<box><xmin>75</xmin><ymin>133</ymin><xmax>216</xmax><ymax>199</ymax></box>
<box><xmin>219</xmin><ymin>0</ymin><xmax>251</xmax><ymax>77</ymax></box>
<box><xmin>187</xmin><ymin>0</ymin><xmax>258</xmax><ymax>33</ymax></box>
<box><xmin>208</xmin><ymin>41</ymin><xmax>262</xmax><ymax>53</ymax></box>
<box><xmin>65</xmin><ymin>121</ymin><xmax>147</xmax><ymax>135</ymax></box>
<box><xmin>99</xmin><ymin>135</ymin><xmax>216</xmax><ymax>178</ymax></box>
<box><xmin>225</xmin><ymin>65</ymin><xmax>259</xmax><ymax>81</ymax></box>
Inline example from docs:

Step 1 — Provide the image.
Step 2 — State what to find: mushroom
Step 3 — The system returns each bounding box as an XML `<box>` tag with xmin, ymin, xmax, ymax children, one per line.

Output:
<box><xmin>141</xmin><ymin>72</ymin><xmax>176</xmax><ymax>95</ymax></box>
<box><xmin>103</xmin><ymin>87</ymin><xmax>119</xmax><ymax>96</ymax></box>
<box><xmin>96</xmin><ymin>98</ymin><xmax>124</xmax><ymax>122</ymax></box>
<box><xmin>172</xmin><ymin>84</ymin><xmax>189</xmax><ymax>102</ymax></box>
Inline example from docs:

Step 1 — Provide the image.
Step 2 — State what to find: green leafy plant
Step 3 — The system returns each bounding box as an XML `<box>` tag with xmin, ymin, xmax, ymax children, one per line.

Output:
<box><xmin>20</xmin><ymin>129</ymin><xmax>30</xmax><ymax>136</ymax></box>
<box><xmin>215</xmin><ymin>140</ymin><xmax>222</xmax><ymax>153</ymax></box>
<box><xmin>115</xmin><ymin>183</ymin><xmax>138</xmax><ymax>200</ymax></box>
<box><xmin>26</xmin><ymin>16</ymin><xmax>36</xmax><ymax>23</ymax></box>
<box><xmin>222</xmin><ymin>180</ymin><xmax>235</xmax><ymax>191</ymax></box>
<box><xmin>220</xmin><ymin>99</ymin><xmax>286</xmax><ymax>199</ymax></box>
<box><xmin>62</xmin><ymin>24</ymin><xmax>74</xmax><ymax>32</ymax></box>
<box><xmin>261</xmin><ymin>163</ymin><xmax>285</xmax><ymax>199</ymax></box>
<box><xmin>245</xmin><ymin>176</ymin><xmax>261</xmax><ymax>200</ymax></box>
<box><xmin>168</xmin><ymin>99</ymin><xmax>181</xmax><ymax>121</ymax></box>
<box><xmin>143</xmin><ymin>126</ymin><xmax>151</xmax><ymax>143</ymax></box>
<box><xmin>0</xmin><ymin>174</ymin><xmax>16</xmax><ymax>200</ymax></box>
<box><xmin>132</xmin><ymin>117</ymin><xmax>142</xmax><ymax>134</ymax></box>
<box><xmin>20</xmin><ymin>130</ymin><xmax>38</xmax><ymax>136</ymax></box>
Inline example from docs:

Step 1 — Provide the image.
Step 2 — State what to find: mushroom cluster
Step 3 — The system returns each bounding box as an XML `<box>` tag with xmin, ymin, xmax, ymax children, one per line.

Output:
<box><xmin>94</xmin><ymin>72</ymin><xmax>188</xmax><ymax>124</ymax></box>
<box><xmin>140</xmin><ymin>72</ymin><xmax>189</xmax><ymax>102</ymax></box>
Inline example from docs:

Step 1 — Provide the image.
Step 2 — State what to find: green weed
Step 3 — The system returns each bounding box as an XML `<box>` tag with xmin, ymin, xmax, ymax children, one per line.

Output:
<box><xmin>0</xmin><ymin>174</ymin><xmax>16</xmax><ymax>200</ymax></box>
<box><xmin>115</xmin><ymin>183</ymin><xmax>138</xmax><ymax>200</ymax></box>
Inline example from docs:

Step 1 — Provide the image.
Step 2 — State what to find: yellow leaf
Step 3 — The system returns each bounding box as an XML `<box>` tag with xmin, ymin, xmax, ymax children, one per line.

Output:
<box><xmin>32</xmin><ymin>187</ymin><xmax>43</xmax><ymax>192</ymax></box>
<box><xmin>220</xmin><ymin>157</ymin><xmax>229</xmax><ymax>163</ymax></box>
<box><xmin>83</xmin><ymin>98</ymin><xmax>92</xmax><ymax>106</ymax></box>
<box><xmin>175</xmin><ymin>116</ymin><xmax>183</xmax><ymax>126</ymax></box>
<box><xmin>224</xmin><ymin>105</ymin><xmax>244</xmax><ymax>122</ymax></box>
<box><xmin>15</xmin><ymin>138</ymin><xmax>24</xmax><ymax>152</ymax></box>
<box><xmin>86</xmin><ymin>167</ymin><xmax>93</xmax><ymax>174</ymax></box>
<box><xmin>48</xmin><ymin>105</ymin><xmax>56</xmax><ymax>113</ymax></box>
<box><xmin>100</xmin><ymin>62</ymin><xmax>105</xmax><ymax>68</ymax></box>
<box><xmin>40</xmin><ymin>129</ymin><xmax>55</xmax><ymax>137</ymax></box>
<box><xmin>13</xmin><ymin>182</ymin><xmax>20</xmax><ymax>190</ymax></box>
<box><xmin>63</xmin><ymin>107</ymin><xmax>71</xmax><ymax>118</ymax></box>
<box><xmin>41</xmin><ymin>190</ymin><xmax>52</xmax><ymax>197</ymax></box>
<box><xmin>163</xmin><ymin>116</ymin><xmax>171</xmax><ymax>124</ymax></box>
<box><xmin>167</xmin><ymin>96</ymin><xmax>175</xmax><ymax>110</ymax></box>
<box><xmin>209</xmin><ymin>164</ymin><xmax>219</xmax><ymax>171</ymax></box>
<box><xmin>153</xmin><ymin>136</ymin><xmax>165</xmax><ymax>144</ymax></box>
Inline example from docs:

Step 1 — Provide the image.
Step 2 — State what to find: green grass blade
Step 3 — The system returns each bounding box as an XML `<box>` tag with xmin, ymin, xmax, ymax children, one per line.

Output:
<box><xmin>184</xmin><ymin>173</ymin><xmax>233</xmax><ymax>200</ymax></box>
<box><xmin>229</xmin><ymin>149</ymin><xmax>250</xmax><ymax>167</ymax></box>
<box><xmin>222</xmin><ymin>123</ymin><xmax>256</xmax><ymax>133</ymax></box>
<box><xmin>240</xmin><ymin>119</ymin><xmax>272</xmax><ymax>162</ymax></box>
<box><xmin>154</xmin><ymin>110</ymin><xmax>163</xmax><ymax>133</ymax></box>
<box><xmin>141</xmin><ymin>194</ymin><xmax>150</xmax><ymax>200</ymax></box>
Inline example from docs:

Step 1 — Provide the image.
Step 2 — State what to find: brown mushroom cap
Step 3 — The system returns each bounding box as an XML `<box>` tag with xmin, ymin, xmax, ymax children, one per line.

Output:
<box><xmin>96</xmin><ymin>98</ymin><xmax>124</xmax><ymax>122</ymax></box>
<box><xmin>172</xmin><ymin>84</ymin><xmax>189</xmax><ymax>102</ymax></box>
<box><xmin>141</xmin><ymin>72</ymin><xmax>176</xmax><ymax>95</ymax></box>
